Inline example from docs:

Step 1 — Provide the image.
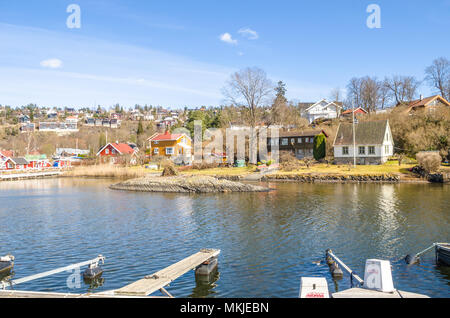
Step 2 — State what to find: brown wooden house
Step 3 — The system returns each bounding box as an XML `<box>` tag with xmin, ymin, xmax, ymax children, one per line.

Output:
<box><xmin>267</xmin><ymin>130</ymin><xmax>328</xmax><ymax>159</ymax></box>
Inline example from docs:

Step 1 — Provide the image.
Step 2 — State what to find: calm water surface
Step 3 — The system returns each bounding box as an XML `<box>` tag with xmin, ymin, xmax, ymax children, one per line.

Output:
<box><xmin>0</xmin><ymin>178</ymin><xmax>449</xmax><ymax>297</ymax></box>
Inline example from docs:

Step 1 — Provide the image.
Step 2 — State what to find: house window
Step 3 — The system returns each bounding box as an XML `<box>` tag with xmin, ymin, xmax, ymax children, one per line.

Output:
<box><xmin>281</xmin><ymin>138</ymin><xmax>288</xmax><ymax>146</ymax></box>
<box><xmin>343</xmin><ymin>146</ymin><xmax>349</xmax><ymax>155</ymax></box>
<box><xmin>166</xmin><ymin>147</ymin><xmax>174</xmax><ymax>155</ymax></box>
<box><xmin>368</xmin><ymin>146</ymin><xmax>375</xmax><ymax>155</ymax></box>
<box><xmin>105</xmin><ymin>148</ymin><xmax>109</xmax><ymax>155</ymax></box>
<box><xmin>359</xmin><ymin>146</ymin><xmax>365</xmax><ymax>155</ymax></box>
<box><xmin>298</xmin><ymin>138</ymin><xmax>302</xmax><ymax>143</ymax></box>
<box><xmin>270</xmin><ymin>138</ymin><xmax>279</xmax><ymax>146</ymax></box>
<box><xmin>385</xmin><ymin>145</ymin><xmax>389</xmax><ymax>154</ymax></box>
<box><xmin>291</xmin><ymin>138</ymin><xmax>295</xmax><ymax>144</ymax></box>
<box><xmin>154</xmin><ymin>148</ymin><xmax>159</xmax><ymax>155</ymax></box>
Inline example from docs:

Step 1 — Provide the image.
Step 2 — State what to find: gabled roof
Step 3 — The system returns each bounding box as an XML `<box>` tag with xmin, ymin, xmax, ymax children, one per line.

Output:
<box><xmin>341</xmin><ymin>107</ymin><xmax>368</xmax><ymax>116</ymax></box>
<box><xmin>304</xmin><ymin>99</ymin><xmax>343</xmax><ymax>112</ymax></box>
<box><xmin>96</xmin><ymin>143</ymin><xmax>136</xmax><ymax>156</ymax></box>
<box><xmin>333</xmin><ymin>120</ymin><xmax>389</xmax><ymax>146</ymax></box>
<box><xmin>406</xmin><ymin>95</ymin><xmax>450</xmax><ymax>111</ymax></box>
<box><xmin>148</xmin><ymin>131</ymin><xmax>191</xmax><ymax>142</ymax></box>
<box><xmin>0</xmin><ymin>150</ymin><xmax>13</xmax><ymax>159</ymax></box>
<box><xmin>11</xmin><ymin>157</ymin><xmax>29</xmax><ymax>165</ymax></box>
<box><xmin>276</xmin><ymin>129</ymin><xmax>329</xmax><ymax>138</ymax></box>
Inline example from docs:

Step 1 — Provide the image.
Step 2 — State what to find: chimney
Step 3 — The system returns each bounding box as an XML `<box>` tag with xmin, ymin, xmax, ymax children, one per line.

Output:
<box><xmin>420</xmin><ymin>94</ymin><xmax>423</xmax><ymax>101</ymax></box>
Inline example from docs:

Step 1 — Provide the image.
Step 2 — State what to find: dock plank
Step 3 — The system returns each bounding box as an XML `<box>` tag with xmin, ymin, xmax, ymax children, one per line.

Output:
<box><xmin>114</xmin><ymin>249</ymin><xmax>220</xmax><ymax>296</ymax></box>
<box><xmin>332</xmin><ymin>288</ymin><xmax>429</xmax><ymax>298</ymax></box>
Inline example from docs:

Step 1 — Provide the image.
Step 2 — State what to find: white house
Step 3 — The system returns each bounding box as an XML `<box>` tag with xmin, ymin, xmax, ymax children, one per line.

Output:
<box><xmin>333</xmin><ymin>120</ymin><xmax>394</xmax><ymax>165</ymax></box>
<box><xmin>302</xmin><ymin>99</ymin><xmax>342</xmax><ymax>123</ymax></box>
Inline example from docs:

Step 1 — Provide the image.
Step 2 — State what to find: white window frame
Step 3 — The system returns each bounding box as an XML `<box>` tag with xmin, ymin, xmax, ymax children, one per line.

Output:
<box><xmin>298</xmin><ymin>138</ymin><xmax>302</xmax><ymax>143</ymax></box>
<box><xmin>105</xmin><ymin>148</ymin><xmax>109</xmax><ymax>155</ymax></box>
<box><xmin>166</xmin><ymin>147</ymin><xmax>174</xmax><ymax>155</ymax></box>
<box><xmin>281</xmin><ymin>138</ymin><xmax>288</xmax><ymax>146</ymax></box>
<box><xmin>342</xmin><ymin>146</ymin><xmax>349</xmax><ymax>155</ymax></box>
<box><xmin>359</xmin><ymin>146</ymin><xmax>365</xmax><ymax>155</ymax></box>
<box><xmin>368</xmin><ymin>146</ymin><xmax>375</xmax><ymax>155</ymax></box>
<box><xmin>154</xmin><ymin>148</ymin><xmax>159</xmax><ymax>155</ymax></box>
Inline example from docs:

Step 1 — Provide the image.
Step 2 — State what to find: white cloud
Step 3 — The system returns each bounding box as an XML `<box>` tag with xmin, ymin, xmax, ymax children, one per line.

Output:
<box><xmin>238</xmin><ymin>51</ymin><xmax>244</xmax><ymax>56</ymax></box>
<box><xmin>238</xmin><ymin>28</ymin><xmax>259</xmax><ymax>40</ymax></box>
<box><xmin>219</xmin><ymin>32</ymin><xmax>237</xmax><ymax>45</ymax></box>
<box><xmin>40</xmin><ymin>58</ymin><xmax>63</xmax><ymax>69</ymax></box>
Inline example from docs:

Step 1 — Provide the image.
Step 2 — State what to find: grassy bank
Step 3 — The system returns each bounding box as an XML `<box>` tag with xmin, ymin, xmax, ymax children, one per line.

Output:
<box><xmin>273</xmin><ymin>162</ymin><xmax>418</xmax><ymax>176</ymax></box>
<box><xmin>180</xmin><ymin>166</ymin><xmax>256</xmax><ymax>177</ymax></box>
<box><xmin>63</xmin><ymin>165</ymin><xmax>152</xmax><ymax>179</ymax></box>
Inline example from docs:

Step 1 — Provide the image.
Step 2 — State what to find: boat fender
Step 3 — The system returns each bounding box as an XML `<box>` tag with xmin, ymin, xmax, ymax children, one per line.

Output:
<box><xmin>404</xmin><ymin>254</ymin><xmax>419</xmax><ymax>265</ymax></box>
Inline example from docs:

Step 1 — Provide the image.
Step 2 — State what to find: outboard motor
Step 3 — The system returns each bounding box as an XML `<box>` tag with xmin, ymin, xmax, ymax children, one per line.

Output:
<box><xmin>83</xmin><ymin>262</ymin><xmax>103</xmax><ymax>281</ymax></box>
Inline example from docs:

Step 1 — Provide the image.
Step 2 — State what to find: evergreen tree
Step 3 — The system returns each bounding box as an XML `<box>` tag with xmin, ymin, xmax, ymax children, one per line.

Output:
<box><xmin>137</xmin><ymin>120</ymin><xmax>144</xmax><ymax>135</ymax></box>
<box><xmin>313</xmin><ymin>133</ymin><xmax>326</xmax><ymax>160</ymax></box>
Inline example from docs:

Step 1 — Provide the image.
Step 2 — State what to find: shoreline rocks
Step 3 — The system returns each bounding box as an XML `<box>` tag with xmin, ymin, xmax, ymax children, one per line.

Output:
<box><xmin>260</xmin><ymin>173</ymin><xmax>401</xmax><ymax>183</ymax></box>
<box><xmin>110</xmin><ymin>175</ymin><xmax>270</xmax><ymax>193</ymax></box>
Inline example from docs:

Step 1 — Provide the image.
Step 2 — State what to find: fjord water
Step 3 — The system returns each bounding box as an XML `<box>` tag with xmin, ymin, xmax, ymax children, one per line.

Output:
<box><xmin>0</xmin><ymin>178</ymin><xmax>448</xmax><ymax>297</ymax></box>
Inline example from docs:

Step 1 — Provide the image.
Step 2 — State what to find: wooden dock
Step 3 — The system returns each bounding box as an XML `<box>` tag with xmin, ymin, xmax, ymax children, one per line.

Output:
<box><xmin>0</xmin><ymin>171</ymin><xmax>62</xmax><ymax>181</ymax></box>
<box><xmin>113</xmin><ymin>248</ymin><xmax>220</xmax><ymax>297</ymax></box>
<box><xmin>0</xmin><ymin>249</ymin><xmax>220</xmax><ymax>298</ymax></box>
<box><xmin>332</xmin><ymin>288</ymin><xmax>429</xmax><ymax>298</ymax></box>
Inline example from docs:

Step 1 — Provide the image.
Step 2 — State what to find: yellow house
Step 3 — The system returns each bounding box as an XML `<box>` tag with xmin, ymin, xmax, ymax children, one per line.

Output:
<box><xmin>147</xmin><ymin>131</ymin><xmax>192</xmax><ymax>160</ymax></box>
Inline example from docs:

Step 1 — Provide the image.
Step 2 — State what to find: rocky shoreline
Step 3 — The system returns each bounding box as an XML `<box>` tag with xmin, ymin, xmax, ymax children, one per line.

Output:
<box><xmin>110</xmin><ymin>175</ymin><xmax>270</xmax><ymax>193</ymax></box>
<box><xmin>261</xmin><ymin>173</ymin><xmax>402</xmax><ymax>183</ymax></box>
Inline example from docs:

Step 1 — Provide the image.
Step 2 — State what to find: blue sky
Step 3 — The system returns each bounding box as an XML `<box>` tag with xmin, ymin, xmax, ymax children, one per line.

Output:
<box><xmin>0</xmin><ymin>0</ymin><xmax>449</xmax><ymax>109</ymax></box>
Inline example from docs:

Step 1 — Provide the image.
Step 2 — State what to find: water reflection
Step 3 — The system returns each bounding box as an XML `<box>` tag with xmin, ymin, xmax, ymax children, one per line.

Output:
<box><xmin>0</xmin><ymin>179</ymin><xmax>448</xmax><ymax>297</ymax></box>
<box><xmin>84</xmin><ymin>277</ymin><xmax>105</xmax><ymax>292</ymax></box>
<box><xmin>190</xmin><ymin>268</ymin><xmax>220</xmax><ymax>298</ymax></box>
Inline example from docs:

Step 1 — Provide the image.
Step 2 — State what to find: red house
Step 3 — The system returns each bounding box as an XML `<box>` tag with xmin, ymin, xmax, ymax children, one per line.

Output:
<box><xmin>4</xmin><ymin>157</ymin><xmax>29</xmax><ymax>170</ymax></box>
<box><xmin>340</xmin><ymin>107</ymin><xmax>368</xmax><ymax>117</ymax></box>
<box><xmin>0</xmin><ymin>150</ymin><xmax>14</xmax><ymax>170</ymax></box>
<box><xmin>96</xmin><ymin>143</ymin><xmax>138</xmax><ymax>164</ymax></box>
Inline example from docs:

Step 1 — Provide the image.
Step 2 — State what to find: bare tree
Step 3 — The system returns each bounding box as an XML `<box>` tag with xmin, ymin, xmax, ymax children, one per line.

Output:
<box><xmin>425</xmin><ymin>57</ymin><xmax>450</xmax><ymax>100</ymax></box>
<box><xmin>378</xmin><ymin>83</ymin><xmax>391</xmax><ymax>109</ymax></box>
<box><xmin>383</xmin><ymin>75</ymin><xmax>420</xmax><ymax>105</ymax></box>
<box><xmin>346</xmin><ymin>77</ymin><xmax>363</xmax><ymax>109</ymax></box>
<box><xmin>222</xmin><ymin>67</ymin><xmax>274</xmax><ymax>127</ymax></box>
<box><xmin>360</xmin><ymin>76</ymin><xmax>380</xmax><ymax>113</ymax></box>
<box><xmin>346</xmin><ymin>76</ymin><xmax>382</xmax><ymax>112</ymax></box>
<box><xmin>329</xmin><ymin>87</ymin><xmax>342</xmax><ymax>103</ymax></box>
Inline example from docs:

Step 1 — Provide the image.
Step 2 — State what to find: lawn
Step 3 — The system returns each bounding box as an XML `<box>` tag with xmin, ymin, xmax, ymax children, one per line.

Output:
<box><xmin>272</xmin><ymin>162</ymin><xmax>417</xmax><ymax>176</ymax></box>
<box><xmin>180</xmin><ymin>166</ymin><xmax>256</xmax><ymax>176</ymax></box>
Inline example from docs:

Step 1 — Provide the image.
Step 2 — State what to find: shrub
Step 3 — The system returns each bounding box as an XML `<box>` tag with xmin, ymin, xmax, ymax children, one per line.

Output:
<box><xmin>162</xmin><ymin>165</ymin><xmax>179</xmax><ymax>176</ymax></box>
<box><xmin>313</xmin><ymin>133</ymin><xmax>326</xmax><ymax>160</ymax></box>
<box><xmin>280</xmin><ymin>151</ymin><xmax>302</xmax><ymax>171</ymax></box>
<box><xmin>416</xmin><ymin>152</ymin><xmax>442</xmax><ymax>174</ymax></box>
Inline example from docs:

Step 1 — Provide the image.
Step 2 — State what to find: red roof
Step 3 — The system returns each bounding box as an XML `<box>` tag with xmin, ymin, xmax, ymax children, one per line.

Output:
<box><xmin>0</xmin><ymin>150</ymin><xmax>13</xmax><ymax>158</ymax></box>
<box><xmin>150</xmin><ymin>131</ymin><xmax>185</xmax><ymax>141</ymax></box>
<box><xmin>341</xmin><ymin>107</ymin><xmax>368</xmax><ymax>115</ymax></box>
<box><xmin>110</xmin><ymin>143</ymin><xmax>135</xmax><ymax>154</ymax></box>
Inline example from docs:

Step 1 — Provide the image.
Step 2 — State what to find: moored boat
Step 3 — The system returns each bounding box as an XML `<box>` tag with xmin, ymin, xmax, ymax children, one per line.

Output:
<box><xmin>435</xmin><ymin>243</ymin><xmax>450</xmax><ymax>266</ymax></box>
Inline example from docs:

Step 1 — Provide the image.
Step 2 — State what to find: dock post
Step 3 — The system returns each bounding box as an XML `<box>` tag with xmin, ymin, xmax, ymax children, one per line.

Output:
<box><xmin>325</xmin><ymin>249</ymin><xmax>343</xmax><ymax>278</ymax></box>
<box><xmin>195</xmin><ymin>256</ymin><xmax>218</xmax><ymax>277</ymax></box>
